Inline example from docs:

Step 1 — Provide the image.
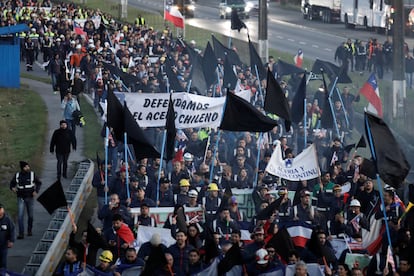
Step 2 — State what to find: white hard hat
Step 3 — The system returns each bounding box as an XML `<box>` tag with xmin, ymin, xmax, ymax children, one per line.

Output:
<box><xmin>76</xmin><ymin>44</ymin><xmax>82</xmax><ymax>49</ymax></box>
<box><xmin>349</xmin><ymin>199</ymin><xmax>361</xmax><ymax>207</ymax></box>
<box><xmin>183</xmin><ymin>152</ymin><xmax>193</xmax><ymax>161</ymax></box>
<box><xmin>256</xmin><ymin>249</ymin><xmax>269</xmax><ymax>264</ymax></box>
<box><xmin>188</xmin><ymin>189</ymin><xmax>198</xmax><ymax>198</ymax></box>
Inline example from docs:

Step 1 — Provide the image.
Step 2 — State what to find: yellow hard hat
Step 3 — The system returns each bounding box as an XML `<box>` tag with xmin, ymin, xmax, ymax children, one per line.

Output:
<box><xmin>99</xmin><ymin>250</ymin><xmax>113</xmax><ymax>263</ymax></box>
<box><xmin>208</xmin><ymin>183</ymin><xmax>219</xmax><ymax>191</ymax></box>
<box><xmin>179</xmin><ymin>179</ymin><xmax>190</xmax><ymax>187</ymax></box>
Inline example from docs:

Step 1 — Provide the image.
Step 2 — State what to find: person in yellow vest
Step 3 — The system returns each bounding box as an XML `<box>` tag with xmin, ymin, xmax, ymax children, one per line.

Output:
<box><xmin>29</xmin><ymin>28</ymin><xmax>40</xmax><ymax>61</ymax></box>
<box><xmin>135</xmin><ymin>14</ymin><xmax>145</xmax><ymax>27</ymax></box>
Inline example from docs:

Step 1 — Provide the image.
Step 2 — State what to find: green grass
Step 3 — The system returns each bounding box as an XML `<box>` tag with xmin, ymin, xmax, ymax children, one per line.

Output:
<box><xmin>79</xmin><ymin>94</ymin><xmax>105</xmax><ymax>160</ymax></box>
<box><xmin>0</xmin><ymin>87</ymin><xmax>47</xmax><ymax>218</ymax></box>
<box><xmin>20</xmin><ymin>72</ymin><xmax>52</xmax><ymax>84</ymax></box>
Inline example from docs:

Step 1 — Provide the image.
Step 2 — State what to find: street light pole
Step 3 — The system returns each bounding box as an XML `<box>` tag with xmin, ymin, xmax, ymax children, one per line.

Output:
<box><xmin>392</xmin><ymin>0</ymin><xmax>405</xmax><ymax>119</ymax></box>
<box><xmin>258</xmin><ymin>0</ymin><xmax>268</xmax><ymax>63</ymax></box>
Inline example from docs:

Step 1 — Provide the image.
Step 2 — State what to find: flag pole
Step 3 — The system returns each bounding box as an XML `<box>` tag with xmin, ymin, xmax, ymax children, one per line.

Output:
<box><xmin>254</xmin><ymin>64</ymin><xmax>264</xmax><ymax>106</ymax></box>
<box><xmin>124</xmin><ymin>133</ymin><xmax>130</xmax><ymax>200</ymax></box>
<box><xmin>157</xmin><ymin>130</ymin><xmax>168</xmax><ymax>207</ymax></box>
<box><xmin>157</xmin><ymin>76</ymin><xmax>171</xmax><ymax>206</ymax></box>
<box><xmin>104</xmin><ymin>127</ymin><xmax>109</xmax><ymax>204</ymax></box>
<box><xmin>335</xmin><ymin>87</ymin><xmax>350</xmax><ymax>129</ymax></box>
<box><xmin>253</xmin><ymin>133</ymin><xmax>263</xmax><ymax>187</ymax></box>
<box><xmin>364</xmin><ymin>114</ymin><xmax>393</xmax><ymax>250</ymax></box>
<box><xmin>303</xmin><ymin>98</ymin><xmax>307</xmax><ymax>150</ymax></box>
<box><xmin>209</xmin><ymin>129</ymin><xmax>220</xmax><ymax>184</ymax></box>
<box><xmin>327</xmin><ymin>76</ymin><xmax>340</xmax><ymax>138</ymax></box>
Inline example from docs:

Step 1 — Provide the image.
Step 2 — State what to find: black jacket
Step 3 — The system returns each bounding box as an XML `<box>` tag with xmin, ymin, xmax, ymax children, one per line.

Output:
<box><xmin>50</xmin><ymin>127</ymin><xmax>76</xmax><ymax>154</ymax></box>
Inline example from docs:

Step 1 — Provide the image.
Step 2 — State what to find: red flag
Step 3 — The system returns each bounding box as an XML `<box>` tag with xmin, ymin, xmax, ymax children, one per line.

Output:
<box><xmin>294</xmin><ymin>49</ymin><xmax>303</xmax><ymax>68</ymax></box>
<box><xmin>164</xmin><ymin>5</ymin><xmax>184</xmax><ymax>28</ymax></box>
<box><xmin>73</xmin><ymin>21</ymin><xmax>87</xmax><ymax>37</ymax></box>
<box><xmin>360</xmin><ymin>73</ymin><xmax>383</xmax><ymax>117</ymax></box>
<box><xmin>116</xmin><ymin>223</ymin><xmax>135</xmax><ymax>244</ymax></box>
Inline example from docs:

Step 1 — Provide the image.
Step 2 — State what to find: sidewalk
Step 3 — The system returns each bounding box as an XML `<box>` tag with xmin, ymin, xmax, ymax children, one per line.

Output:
<box><xmin>7</xmin><ymin>73</ymin><xmax>85</xmax><ymax>273</ymax></box>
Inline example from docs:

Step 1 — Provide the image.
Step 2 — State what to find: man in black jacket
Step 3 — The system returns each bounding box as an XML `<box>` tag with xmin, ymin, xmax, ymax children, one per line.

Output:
<box><xmin>10</xmin><ymin>161</ymin><xmax>41</xmax><ymax>239</ymax></box>
<box><xmin>0</xmin><ymin>204</ymin><xmax>15</xmax><ymax>269</ymax></box>
<box><xmin>50</xmin><ymin>120</ymin><xmax>77</xmax><ymax>180</ymax></box>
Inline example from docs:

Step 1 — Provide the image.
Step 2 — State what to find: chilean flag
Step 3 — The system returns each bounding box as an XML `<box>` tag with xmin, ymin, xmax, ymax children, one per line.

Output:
<box><xmin>73</xmin><ymin>21</ymin><xmax>87</xmax><ymax>37</ymax></box>
<box><xmin>294</xmin><ymin>48</ymin><xmax>303</xmax><ymax>68</ymax></box>
<box><xmin>360</xmin><ymin>73</ymin><xmax>383</xmax><ymax>117</ymax></box>
<box><xmin>164</xmin><ymin>5</ymin><xmax>184</xmax><ymax>28</ymax></box>
<box><xmin>284</xmin><ymin>221</ymin><xmax>313</xmax><ymax>248</ymax></box>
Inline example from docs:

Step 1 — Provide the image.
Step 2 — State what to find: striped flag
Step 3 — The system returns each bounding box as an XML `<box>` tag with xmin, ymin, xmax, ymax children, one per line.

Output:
<box><xmin>294</xmin><ymin>49</ymin><xmax>303</xmax><ymax>68</ymax></box>
<box><xmin>360</xmin><ymin>73</ymin><xmax>383</xmax><ymax>117</ymax></box>
<box><xmin>284</xmin><ymin>221</ymin><xmax>313</xmax><ymax>248</ymax></box>
<box><xmin>164</xmin><ymin>5</ymin><xmax>184</xmax><ymax>28</ymax></box>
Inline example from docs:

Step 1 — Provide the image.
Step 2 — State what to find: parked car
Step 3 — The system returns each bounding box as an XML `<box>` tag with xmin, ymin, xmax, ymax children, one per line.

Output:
<box><xmin>168</xmin><ymin>0</ymin><xmax>196</xmax><ymax>18</ymax></box>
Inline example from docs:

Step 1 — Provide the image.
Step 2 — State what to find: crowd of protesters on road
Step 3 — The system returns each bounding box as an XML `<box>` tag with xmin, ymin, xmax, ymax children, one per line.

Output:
<box><xmin>1</xmin><ymin>0</ymin><xmax>414</xmax><ymax>275</ymax></box>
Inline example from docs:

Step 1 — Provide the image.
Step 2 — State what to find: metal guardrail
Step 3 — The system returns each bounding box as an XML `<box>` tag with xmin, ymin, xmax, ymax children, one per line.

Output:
<box><xmin>22</xmin><ymin>160</ymin><xmax>95</xmax><ymax>276</ymax></box>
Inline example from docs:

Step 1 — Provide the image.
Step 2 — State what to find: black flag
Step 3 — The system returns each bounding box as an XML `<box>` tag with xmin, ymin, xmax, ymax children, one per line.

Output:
<box><xmin>249</xmin><ymin>39</ymin><xmax>266</xmax><ymax>80</ymax></box>
<box><xmin>312</xmin><ymin>59</ymin><xmax>352</xmax><ymax>83</ymax></box>
<box><xmin>124</xmin><ymin>103</ymin><xmax>161</xmax><ymax>160</ymax></box>
<box><xmin>344</xmin><ymin>135</ymin><xmax>367</xmax><ymax>153</ymax></box>
<box><xmin>230</xmin><ymin>9</ymin><xmax>247</xmax><ymax>32</ymax></box>
<box><xmin>107</xmin><ymin>90</ymin><xmax>125</xmax><ymax>141</ymax></box>
<box><xmin>202</xmin><ymin>41</ymin><xmax>218</xmax><ymax>88</ymax></box>
<box><xmin>37</xmin><ymin>180</ymin><xmax>67</xmax><ymax>215</ymax></box>
<box><xmin>291</xmin><ymin>73</ymin><xmax>307</xmax><ymax>123</ymax></box>
<box><xmin>165</xmin><ymin>94</ymin><xmax>176</xmax><ymax>161</ymax></box>
<box><xmin>223</xmin><ymin>55</ymin><xmax>238</xmax><ymax>91</ymax></box>
<box><xmin>320</xmin><ymin>69</ymin><xmax>334</xmax><ymax>129</ymax></box>
<box><xmin>276</xmin><ymin>59</ymin><xmax>306</xmax><ymax>77</ymax></box>
<box><xmin>165</xmin><ymin>55</ymin><xmax>184</xmax><ymax>92</ymax></box>
<box><xmin>220</xmin><ymin>91</ymin><xmax>278</xmax><ymax>132</ymax></box>
<box><xmin>184</xmin><ymin>40</ymin><xmax>208</xmax><ymax>95</ymax></box>
<box><xmin>264</xmin><ymin>69</ymin><xmax>291</xmax><ymax>132</ymax></box>
<box><xmin>365</xmin><ymin>112</ymin><xmax>411</xmax><ymax>189</ymax></box>
<box><xmin>212</xmin><ymin>35</ymin><xmax>242</xmax><ymax>66</ymax></box>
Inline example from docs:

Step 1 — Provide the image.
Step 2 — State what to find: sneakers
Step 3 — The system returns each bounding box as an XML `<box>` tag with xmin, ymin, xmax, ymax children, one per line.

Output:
<box><xmin>17</xmin><ymin>234</ymin><xmax>24</xmax><ymax>240</ymax></box>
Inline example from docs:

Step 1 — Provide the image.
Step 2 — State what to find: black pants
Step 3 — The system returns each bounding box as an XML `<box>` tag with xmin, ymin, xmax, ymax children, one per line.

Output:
<box><xmin>56</xmin><ymin>152</ymin><xmax>69</xmax><ymax>178</ymax></box>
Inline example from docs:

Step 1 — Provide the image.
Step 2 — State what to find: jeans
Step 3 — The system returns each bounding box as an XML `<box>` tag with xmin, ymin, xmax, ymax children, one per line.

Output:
<box><xmin>0</xmin><ymin>247</ymin><xmax>8</xmax><ymax>268</ymax></box>
<box><xmin>18</xmin><ymin>197</ymin><xmax>34</xmax><ymax>235</ymax></box>
<box><xmin>56</xmin><ymin>153</ymin><xmax>69</xmax><ymax>178</ymax></box>
<box><xmin>51</xmin><ymin>73</ymin><xmax>60</xmax><ymax>91</ymax></box>
<box><xmin>406</xmin><ymin>73</ymin><xmax>413</xmax><ymax>88</ymax></box>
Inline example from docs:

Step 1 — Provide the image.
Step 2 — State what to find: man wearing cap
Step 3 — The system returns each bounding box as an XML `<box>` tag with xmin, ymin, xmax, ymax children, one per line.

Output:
<box><xmin>242</xmin><ymin>227</ymin><xmax>266</xmax><ymax>263</ymax></box>
<box><xmin>293</xmin><ymin>189</ymin><xmax>318</xmax><ymax>225</ymax></box>
<box><xmin>229</xmin><ymin>196</ymin><xmax>245</xmax><ymax>222</ymax></box>
<box><xmin>202</xmin><ymin>183</ymin><xmax>222</xmax><ymax>226</ymax></box>
<box><xmin>175</xmin><ymin>178</ymin><xmax>190</xmax><ymax>206</ymax></box>
<box><xmin>252</xmin><ymin>184</ymin><xmax>270</xmax><ymax>212</ymax></box>
<box><xmin>153</xmin><ymin>177</ymin><xmax>174</xmax><ymax>207</ymax></box>
<box><xmin>129</xmin><ymin>184</ymin><xmax>155</xmax><ymax>208</ymax></box>
<box><xmin>10</xmin><ymin>161</ymin><xmax>42</xmax><ymax>239</ymax></box>
<box><xmin>0</xmin><ymin>204</ymin><xmax>15</xmax><ymax>269</ymax></box>
<box><xmin>277</xmin><ymin>187</ymin><xmax>293</xmax><ymax>225</ymax></box>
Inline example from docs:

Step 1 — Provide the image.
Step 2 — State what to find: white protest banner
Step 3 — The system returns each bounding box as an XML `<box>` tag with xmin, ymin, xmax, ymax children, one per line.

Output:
<box><xmin>136</xmin><ymin>226</ymin><xmax>176</xmax><ymax>247</ymax></box>
<box><xmin>266</xmin><ymin>141</ymin><xmax>320</xmax><ymax>181</ymax></box>
<box><xmin>91</xmin><ymin>16</ymin><xmax>101</xmax><ymax>29</ymax></box>
<box><xmin>124</xmin><ymin>92</ymin><xmax>225</xmax><ymax>128</ymax></box>
<box><xmin>130</xmin><ymin>206</ymin><xmax>203</xmax><ymax>227</ymax></box>
<box><xmin>74</xmin><ymin>18</ymin><xmax>87</xmax><ymax>28</ymax></box>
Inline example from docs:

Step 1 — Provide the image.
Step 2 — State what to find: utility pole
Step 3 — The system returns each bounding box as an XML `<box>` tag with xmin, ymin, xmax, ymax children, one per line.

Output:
<box><xmin>258</xmin><ymin>0</ymin><xmax>268</xmax><ymax>63</ymax></box>
<box><xmin>120</xmin><ymin>0</ymin><xmax>128</xmax><ymax>19</ymax></box>
<box><xmin>392</xmin><ymin>0</ymin><xmax>405</xmax><ymax>119</ymax></box>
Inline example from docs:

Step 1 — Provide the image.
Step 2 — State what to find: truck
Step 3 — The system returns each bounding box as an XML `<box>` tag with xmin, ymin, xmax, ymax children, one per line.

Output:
<box><xmin>301</xmin><ymin>0</ymin><xmax>341</xmax><ymax>23</ymax></box>
<box><xmin>340</xmin><ymin>0</ymin><xmax>414</xmax><ymax>35</ymax></box>
<box><xmin>340</xmin><ymin>0</ymin><xmax>390</xmax><ymax>31</ymax></box>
